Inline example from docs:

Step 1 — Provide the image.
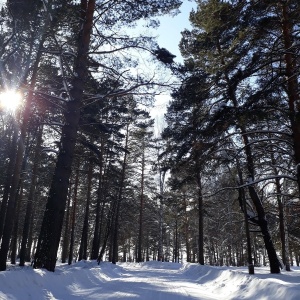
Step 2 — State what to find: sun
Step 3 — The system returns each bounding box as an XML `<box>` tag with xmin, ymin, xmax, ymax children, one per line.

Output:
<box><xmin>0</xmin><ymin>90</ymin><xmax>22</xmax><ymax>112</ymax></box>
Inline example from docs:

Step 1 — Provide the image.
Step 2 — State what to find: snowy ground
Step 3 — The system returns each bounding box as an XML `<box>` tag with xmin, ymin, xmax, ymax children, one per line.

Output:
<box><xmin>0</xmin><ymin>260</ymin><xmax>299</xmax><ymax>299</ymax></box>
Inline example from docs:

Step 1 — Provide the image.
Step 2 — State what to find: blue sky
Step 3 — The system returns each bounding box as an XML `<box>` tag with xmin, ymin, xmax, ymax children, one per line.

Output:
<box><xmin>149</xmin><ymin>1</ymin><xmax>197</xmax><ymax>125</ymax></box>
<box><xmin>155</xmin><ymin>1</ymin><xmax>197</xmax><ymax>62</ymax></box>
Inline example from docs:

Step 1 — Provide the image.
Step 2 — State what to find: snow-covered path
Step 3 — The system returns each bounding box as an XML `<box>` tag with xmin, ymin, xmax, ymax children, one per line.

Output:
<box><xmin>97</xmin><ymin>262</ymin><xmax>215</xmax><ymax>299</ymax></box>
<box><xmin>1</xmin><ymin>260</ymin><xmax>300</xmax><ymax>299</ymax></box>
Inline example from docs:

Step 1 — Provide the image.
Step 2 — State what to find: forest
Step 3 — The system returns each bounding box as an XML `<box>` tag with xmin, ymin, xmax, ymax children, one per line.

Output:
<box><xmin>0</xmin><ymin>0</ymin><xmax>299</xmax><ymax>276</ymax></box>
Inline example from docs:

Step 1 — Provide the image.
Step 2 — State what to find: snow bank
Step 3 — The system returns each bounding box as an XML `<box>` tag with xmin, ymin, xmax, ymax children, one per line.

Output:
<box><xmin>180</xmin><ymin>263</ymin><xmax>300</xmax><ymax>300</ymax></box>
<box><xmin>0</xmin><ymin>261</ymin><xmax>116</xmax><ymax>299</ymax></box>
<box><xmin>0</xmin><ymin>261</ymin><xmax>299</xmax><ymax>299</ymax></box>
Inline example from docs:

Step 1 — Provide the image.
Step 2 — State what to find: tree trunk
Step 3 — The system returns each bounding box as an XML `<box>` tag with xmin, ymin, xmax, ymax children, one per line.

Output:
<box><xmin>158</xmin><ymin>170</ymin><xmax>165</xmax><ymax>262</ymax></box>
<box><xmin>271</xmin><ymin>153</ymin><xmax>290</xmax><ymax>271</ymax></box>
<box><xmin>61</xmin><ymin>189</ymin><xmax>72</xmax><ymax>264</ymax></box>
<box><xmin>0</xmin><ymin>127</ymin><xmax>18</xmax><ymax>240</ymax></box>
<box><xmin>33</xmin><ymin>0</ymin><xmax>95</xmax><ymax>272</ymax></box>
<box><xmin>91</xmin><ymin>168</ymin><xmax>103</xmax><ymax>259</ymax></box>
<box><xmin>281</xmin><ymin>2</ymin><xmax>300</xmax><ymax>193</ymax></box>
<box><xmin>0</xmin><ymin>123</ymin><xmax>25</xmax><ymax>271</ymax></box>
<box><xmin>236</xmin><ymin>159</ymin><xmax>254</xmax><ymax>274</ymax></box>
<box><xmin>10</xmin><ymin>182</ymin><xmax>24</xmax><ymax>264</ymax></box>
<box><xmin>247</xmin><ymin>185</ymin><xmax>280</xmax><ymax>273</ymax></box>
<box><xmin>26</xmin><ymin>215</ymin><xmax>34</xmax><ymax>262</ymax></box>
<box><xmin>231</xmin><ymin>96</ymin><xmax>280</xmax><ymax>273</ymax></box>
<box><xmin>196</xmin><ymin>171</ymin><xmax>204</xmax><ymax>265</ymax></box>
<box><xmin>174</xmin><ymin>218</ymin><xmax>178</xmax><ymax>263</ymax></box>
<box><xmin>78</xmin><ymin>153</ymin><xmax>93</xmax><ymax>261</ymax></box>
<box><xmin>19</xmin><ymin>126</ymin><xmax>43</xmax><ymax>266</ymax></box>
<box><xmin>156</xmin><ymin>141</ymin><xmax>166</xmax><ymax>262</ymax></box>
<box><xmin>68</xmin><ymin>162</ymin><xmax>80</xmax><ymax>265</ymax></box>
<box><xmin>97</xmin><ymin>220</ymin><xmax>110</xmax><ymax>263</ymax></box>
<box><xmin>112</xmin><ymin>123</ymin><xmax>129</xmax><ymax>264</ymax></box>
<box><xmin>91</xmin><ymin>139</ymin><xmax>105</xmax><ymax>260</ymax></box>
<box><xmin>137</xmin><ymin>149</ymin><xmax>145</xmax><ymax>263</ymax></box>
<box><xmin>185</xmin><ymin>223</ymin><xmax>190</xmax><ymax>263</ymax></box>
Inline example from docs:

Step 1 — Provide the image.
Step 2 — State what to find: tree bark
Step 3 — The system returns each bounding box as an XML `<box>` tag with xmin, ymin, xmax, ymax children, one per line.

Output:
<box><xmin>196</xmin><ymin>171</ymin><xmax>204</xmax><ymax>265</ymax></box>
<box><xmin>112</xmin><ymin>123</ymin><xmax>129</xmax><ymax>264</ymax></box>
<box><xmin>19</xmin><ymin>126</ymin><xmax>43</xmax><ymax>266</ymax></box>
<box><xmin>157</xmin><ymin>169</ymin><xmax>165</xmax><ymax>262</ymax></box>
<box><xmin>236</xmin><ymin>160</ymin><xmax>254</xmax><ymax>274</ymax></box>
<box><xmin>91</xmin><ymin>138</ymin><xmax>105</xmax><ymax>260</ymax></box>
<box><xmin>61</xmin><ymin>189</ymin><xmax>72</xmax><ymax>264</ymax></box>
<box><xmin>10</xmin><ymin>183</ymin><xmax>23</xmax><ymax>264</ymax></box>
<box><xmin>0</xmin><ymin>126</ymin><xmax>18</xmax><ymax>240</ymax></box>
<box><xmin>78</xmin><ymin>153</ymin><xmax>93</xmax><ymax>261</ymax></box>
<box><xmin>33</xmin><ymin>0</ymin><xmax>96</xmax><ymax>271</ymax></box>
<box><xmin>137</xmin><ymin>148</ymin><xmax>145</xmax><ymax>263</ymax></box>
<box><xmin>271</xmin><ymin>151</ymin><xmax>290</xmax><ymax>271</ymax></box>
<box><xmin>0</xmin><ymin>122</ymin><xmax>24</xmax><ymax>271</ymax></box>
<box><xmin>281</xmin><ymin>2</ymin><xmax>300</xmax><ymax>194</ymax></box>
<box><xmin>68</xmin><ymin>162</ymin><xmax>80</xmax><ymax>265</ymax></box>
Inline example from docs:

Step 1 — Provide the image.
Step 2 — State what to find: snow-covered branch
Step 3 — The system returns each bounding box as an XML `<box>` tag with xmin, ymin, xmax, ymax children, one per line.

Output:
<box><xmin>205</xmin><ymin>174</ymin><xmax>297</xmax><ymax>198</ymax></box>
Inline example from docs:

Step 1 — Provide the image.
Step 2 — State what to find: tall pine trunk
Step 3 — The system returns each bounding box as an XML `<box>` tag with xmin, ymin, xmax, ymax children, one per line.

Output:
<box><xmin>196</xmin><ymin>171</ymin><xmax>204</xmax><ymax>265</ymax></box>
<box><xmin>33</xmin><ymin>0</ymin><xmax>95</xmax><ymax>271</ymax></box>
<box><xmin>112</xmin><ymin>123</ymin><xmax>129</xmax><ymax>264</ymax></box>
<box><xmin>242</xmin><ymin>133</ymin><xmax>280</xmax><ymax>273</ymax></box>
<box><xmin>281</xmin><ymin>2</ymin><xmax>300</xmax><ymax>193</ymax></box>
<box><xmin>0</xmin><ymin>126</ymin><xmax>18</xmax><ymax>240</ymax></box>
<box><xmin>137</xmin><ymin>149</ymin><xmax>145</xmax><ymax>263</ymax></box>
<box><xmin>0</xmin><ymin>124</ymin><xmax>25</xmax><ymax>271</ymax></box>
<box><xmin>236</xmin><ymin>159</ymin><xmax>254</xmax><ymax>274</ymax></box>
<box><xmin>68</xmin><ymin>162</ymin><xmax>80</xmax><ymax>265</ymax></box>
<box><xmin>10</xmin><ymin>183</ymin><xmax>23</xmax><ymax>264</ymax></box>
<box><xmin>91</xmin><ymin>161</ymin><xmax>103</xmax><ymax>259</ymax></box>
<box><xmin>91</xmin><ymin>139</ymin><xmax>105</xmax><ymax>260</ymax></box>
<box><xmin>19</xmin><ymin>126</ymin><xmax>43</xmax><ymax>266</ymax></box>
<box><xmin>78</xmin><ymin>153</ymin><xmax>93</xmax><ymax>261</ymax></box>
<box><xmin>61</xmin><ymin>189</ymin><xmax>72</xmax><ymax>264</ymax></box>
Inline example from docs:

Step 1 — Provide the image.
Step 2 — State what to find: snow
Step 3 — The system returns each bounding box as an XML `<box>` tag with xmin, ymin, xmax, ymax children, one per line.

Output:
<box><xmin>0</xmin><ymin>261</ymin><xmax>299</xmax><ymax>299</ymax></box>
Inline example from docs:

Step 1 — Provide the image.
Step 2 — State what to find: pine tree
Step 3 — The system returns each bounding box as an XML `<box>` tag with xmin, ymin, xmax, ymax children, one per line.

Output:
<box><xmin>163</xmin><ymin>0</ymin><xmax>300</xmax><ymax>273</ymax></box>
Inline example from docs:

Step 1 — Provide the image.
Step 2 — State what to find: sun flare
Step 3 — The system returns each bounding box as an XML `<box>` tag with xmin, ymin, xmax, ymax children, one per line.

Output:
<box><xmin>0</xmin><ymin>90</ymin><xmax>22</xmax><ymax>112</ymax></box>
